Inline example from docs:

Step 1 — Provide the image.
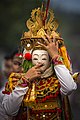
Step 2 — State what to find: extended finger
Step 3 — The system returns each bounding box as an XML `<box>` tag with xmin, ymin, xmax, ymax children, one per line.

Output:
<box><xmin>42</xmin><ymin>36</ymin><xmax>49</xmax><ymax>45</ymax></box>
<box><xmin>55</xmin><ymin>40</ymin><xmax>59</xmax><ymax>49</ymax></box>
<box><xmin>35</xmin><ymin>63</ymin><xmax>44</xmax><ymax>69</ymax></box>
<box><xmin>52</xmin><ymin>38</ymin><xmax>56</xmax><ymax>42</ymax></box>
<box><xmin>45</xmin><ymin>33</ymin><xmax>52</xmax><ymax>43</ymax></box>
<box><xmin>37</xmin><ymin>42</ymin><xmax>47</xmax><ymax>49</ymax></box>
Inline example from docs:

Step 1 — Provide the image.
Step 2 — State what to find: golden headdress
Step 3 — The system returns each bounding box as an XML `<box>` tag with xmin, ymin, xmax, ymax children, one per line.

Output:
<box><xmin>21</xmin><ymin>1</ymin><xmax>71</xmax><ymax>71</ymax></box>
<box><xmin>21</xmin><ymin>1</ymin><xmax>61</xmax><ymax>50</ymax></box>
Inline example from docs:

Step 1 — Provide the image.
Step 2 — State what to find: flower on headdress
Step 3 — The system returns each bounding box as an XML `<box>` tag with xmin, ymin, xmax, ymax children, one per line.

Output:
<box><xmin>15</xmin><ymin>53</ymin><xmax>23</xmax><ymax>58</ymax></box>
<box><xmin>24</xmin><ymin>53</ymin><xmax>32</xmax><ymax>60</ymax></box>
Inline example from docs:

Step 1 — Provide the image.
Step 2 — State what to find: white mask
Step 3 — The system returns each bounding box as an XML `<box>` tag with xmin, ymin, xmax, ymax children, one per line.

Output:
<box><xmin>32</xmin><ymin>50</ymin><xmax>50</xmax><ymax>72</ymax></box>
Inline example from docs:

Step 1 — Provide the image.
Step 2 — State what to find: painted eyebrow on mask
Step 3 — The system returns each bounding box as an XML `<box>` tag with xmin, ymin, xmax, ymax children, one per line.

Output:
<box><xmin>33</xmin><ymin>54</ymin><xmax>48</xmax><ymax>57</ymax></box>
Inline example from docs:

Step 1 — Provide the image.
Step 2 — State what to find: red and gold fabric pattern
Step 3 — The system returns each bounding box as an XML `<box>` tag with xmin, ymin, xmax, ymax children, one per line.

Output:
<box><xmin>52</xmin><ymin>55</ymin><xmax>64</xmax><ymax>66</ymax></box>
<box><xmin>23</xmin><ymin>76</ymin><xmax>62</xmax><ymax>120</ymax></box>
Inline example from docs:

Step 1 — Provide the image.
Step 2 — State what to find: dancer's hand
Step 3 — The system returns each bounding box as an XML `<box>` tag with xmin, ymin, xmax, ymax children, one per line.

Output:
<box><xmin>24</xmin><ymin>63</ymin><xmax>43</xmax><ymax>82</ymax></box>
<box><xmin>38</xmin><ymin>33</ymin><xmax>59</xmax><ymax>59</ymax></box>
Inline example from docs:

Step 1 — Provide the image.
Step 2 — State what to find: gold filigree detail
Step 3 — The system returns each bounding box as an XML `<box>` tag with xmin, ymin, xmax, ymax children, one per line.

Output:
<box><xmin>21</xmin><ymin>7</ymin><xmax>60</xmax><ymax>50</ymax></box>
<box><xmin>25</xmin><ymin>101</ymin><xmax>59</xmax><ymax>110</ymax></box>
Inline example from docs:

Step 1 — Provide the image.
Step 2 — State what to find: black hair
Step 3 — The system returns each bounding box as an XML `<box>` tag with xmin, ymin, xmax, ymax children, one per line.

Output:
<box><xmin>4</xmin><ymin>50</ymin><xmax>18</xmax><ymax>60</ymax></box>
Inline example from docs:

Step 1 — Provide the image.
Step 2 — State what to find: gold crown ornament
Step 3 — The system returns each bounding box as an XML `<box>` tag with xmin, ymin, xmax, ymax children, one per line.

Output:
<box><xmin>21</xmin><ymin>3</ymin><xmax>64</xmax><ymax>51</ymax></box>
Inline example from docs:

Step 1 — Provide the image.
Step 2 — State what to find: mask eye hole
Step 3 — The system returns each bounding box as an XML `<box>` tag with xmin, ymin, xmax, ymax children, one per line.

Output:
<box><xmin>33</xmin><ymin>58</ymin><xmax>38</xmax><ymax>60</ymax></box>
<box><xmin>42</xmin><ymin>58</ymin><xmax>46</xmax><ymax>60</ymax></box>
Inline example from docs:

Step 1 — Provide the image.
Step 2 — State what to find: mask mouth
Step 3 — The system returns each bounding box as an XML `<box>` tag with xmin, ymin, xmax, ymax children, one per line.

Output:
<box><xmin>40</xmin><ymin>63</ymin><xmax>44</xmax><ymax>67</ymax></box>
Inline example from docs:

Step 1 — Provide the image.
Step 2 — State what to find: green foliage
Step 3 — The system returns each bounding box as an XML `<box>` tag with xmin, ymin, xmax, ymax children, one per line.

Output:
<box><xmin>22</xmin><ymin>59</ymin><xmax>33</xmax><ymax>73</ymax></box>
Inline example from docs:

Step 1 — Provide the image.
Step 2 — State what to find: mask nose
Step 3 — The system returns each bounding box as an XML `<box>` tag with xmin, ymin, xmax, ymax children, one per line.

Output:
<box><xmin>37</xmin><ymin>58</ymin><xmax>42</xmax><ymax>64</ymax></box>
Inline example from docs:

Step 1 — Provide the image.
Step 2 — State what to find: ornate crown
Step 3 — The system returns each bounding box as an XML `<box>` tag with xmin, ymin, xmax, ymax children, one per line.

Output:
<box><xmin>21</xmin><ymin>6</ymin><xmax>63</xmax><ymax>51</ymax></box>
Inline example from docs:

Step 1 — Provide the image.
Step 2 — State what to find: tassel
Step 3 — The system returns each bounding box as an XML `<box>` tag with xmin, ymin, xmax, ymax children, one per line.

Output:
<box><xmin>59</xmin><ymin>46</ymin><xmax>71</xmax><ymax>71</ymax></box>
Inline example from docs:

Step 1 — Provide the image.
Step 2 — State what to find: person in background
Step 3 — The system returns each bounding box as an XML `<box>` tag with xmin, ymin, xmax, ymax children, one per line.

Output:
<box><xmin>12</xmin><ymin>53</ymin><xmax>23</xmax><ymax>73</ymax></box>
<box><xmin>0</xmin><ymin>50</ymin><xmax>23</xmax><ymax>120</ymax></box>
<box><xmin>2</xmin><ymin>54</ymin><xmax>13</xmax><ymax>81</ymax></box>
<box><xmin>2</xmin><ymin>50</ymin><xmax>18</xmax><ymax>79</ymax></box>
<box><xmin>1</xmin><ymin>53</ymin><xmax>14</xmax><ymax>90</ymax></box>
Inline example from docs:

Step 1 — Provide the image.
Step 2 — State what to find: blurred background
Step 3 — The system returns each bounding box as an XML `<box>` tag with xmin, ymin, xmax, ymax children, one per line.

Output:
<box><xmin>0</xmin><ymin>0</ymin><xmax>80</xmax><ymax>120</ymax></box>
